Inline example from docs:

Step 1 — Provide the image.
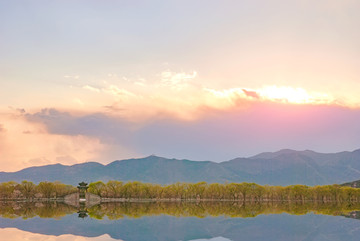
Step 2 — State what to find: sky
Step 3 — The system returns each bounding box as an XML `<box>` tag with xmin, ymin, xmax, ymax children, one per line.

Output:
<box><xmin>0</xmin><ymin>0</ymin><xmax>360</xmax><ymax>171</ymax></box>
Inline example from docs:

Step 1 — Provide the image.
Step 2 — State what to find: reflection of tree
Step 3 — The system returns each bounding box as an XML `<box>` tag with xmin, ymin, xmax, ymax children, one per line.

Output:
<box><xmin>87</xmin><ymin>201</ymin><xmax>360</xmax><ymax>220</ymax></box>
<box><xmin>0</xmin><ymin>201</ymin><xmax>77</xmax><ymax>219</ymax></box>
<box><xmin>1</xmin><ymin>201</ymin><xmax>360</xmax><ymax>220</ymax></box>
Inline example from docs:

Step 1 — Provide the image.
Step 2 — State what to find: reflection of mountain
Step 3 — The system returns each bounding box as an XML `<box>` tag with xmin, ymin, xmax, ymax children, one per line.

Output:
<box><xmin>1</xmin><ymin>211</ymin><xmax>360</xmax><ymax>241</ymax></box>
<box><xmin>343</xmin><ymin>211</ymin><xmax>360</xmax><ymax>220</ymax></box>
<box><xmin>1</xmin><ymin>149</ymin><xmax>360</xmax><ymax>186</ymax></box>
<box><xmin>190</xmin><ymin>238</ymin><xmax>230</xmax><ymax>241</ymax></box>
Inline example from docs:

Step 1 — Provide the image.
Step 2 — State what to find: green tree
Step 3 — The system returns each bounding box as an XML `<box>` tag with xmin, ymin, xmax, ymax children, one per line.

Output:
<box><xmin>20</xmin><ymin>181</ymin><xmax>36</xmax><ymax>199</ymax></box>
<box><xmin>37</xmin><ymin>182</ymin><xmax>55</xmax><ymax>198</ymax></box>
<box><xmin>88</xmin><ymin>181</ymin><xmax>106</xmax><ymax>197</ymax></box>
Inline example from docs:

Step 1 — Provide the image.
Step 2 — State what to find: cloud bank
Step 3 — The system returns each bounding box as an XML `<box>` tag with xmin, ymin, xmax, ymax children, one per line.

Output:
<box><xmin>1</xmin><ymin>70</ymin><xmax>359</xmax><ymax>172</ymax></box>
<box><xmin>22</xmin><ymin>102</ymin><xmax>360</xmax><ymax>165</ymax></box>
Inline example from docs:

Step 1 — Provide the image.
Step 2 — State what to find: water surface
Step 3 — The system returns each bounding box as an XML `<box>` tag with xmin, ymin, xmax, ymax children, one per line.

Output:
<box><xmin>0</xmin><ymin>201</ymin><xmax>359</xmax><ymax>241</ymax></box>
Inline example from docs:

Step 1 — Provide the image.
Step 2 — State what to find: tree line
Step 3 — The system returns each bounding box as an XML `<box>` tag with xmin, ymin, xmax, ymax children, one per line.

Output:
<box><xmin>1</xmin><ymin>180</ymin><xmax>360</xmax><ymax>203</ymax></box>
<box><xmin>88</xmin><ymin>181</ymin><xmax>360</xmax><ymax>203</ymax></box>
<box><xmin>0</xmin><ymin>181</ymin><xmax>76</xmax><ymax>200</ymax></box>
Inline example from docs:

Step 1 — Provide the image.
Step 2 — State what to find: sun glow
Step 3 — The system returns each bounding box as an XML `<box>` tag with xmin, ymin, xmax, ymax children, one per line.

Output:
<box><xmin>205</xmin><ymin>85</ymin><xmax>336</xmax><ymax>107</ymax></box>
<box><xmin>259</xmin><ymin>86</ymin><xmax>312</xmax><ymax>104</ymax></box>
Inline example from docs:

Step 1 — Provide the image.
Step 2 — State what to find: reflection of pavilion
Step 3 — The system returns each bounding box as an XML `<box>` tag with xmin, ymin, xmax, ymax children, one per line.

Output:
<box><xmin>77</xmin><ymin>202</ymin><xmax>88</xmax><ymax>218</ymax></box>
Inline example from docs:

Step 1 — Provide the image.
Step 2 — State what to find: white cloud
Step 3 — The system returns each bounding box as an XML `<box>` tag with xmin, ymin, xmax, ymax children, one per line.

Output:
<box><xmin>83</xmin><ymin>85</ymin><xmax>101</xmax><ymax>92</ymax></box>
<box><xmin>134</xmin><ymin>82</ymin><xmax>146</xmax><ymax>87</ymax></box>
<box><xmin>63</xmin><ymin>75</ymin><xmax>80</xmax><ymax>79</ymax></box>
<box><xmin>73</xmin><ymin>98</ymin><xmax>85</xmax><ymax>106</ymax></box>
<box><xmin>134</xmin><ymin>78</ymin><xmax>147</xmax><ymax>87</ymax></box>
<box><xmin>105</xmin><ymin>85</ymin><xmax>137</xmax><ymax>98</ymax></box>
<box><xmin>161</xmin><ymin>71</ymin><xmax>197</xmax><ymax>90</ymax></box>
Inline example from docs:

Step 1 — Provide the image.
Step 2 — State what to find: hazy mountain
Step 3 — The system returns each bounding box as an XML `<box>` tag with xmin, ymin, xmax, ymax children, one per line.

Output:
<box><xmin>342</xmin><ymin>179</ymin><xmax>360</xmax><ymax>188</ymax></box>
<box><xmin>1</xmin><ymin>149</ymin><xmax>360</xmax><ymax>186</ymax></box>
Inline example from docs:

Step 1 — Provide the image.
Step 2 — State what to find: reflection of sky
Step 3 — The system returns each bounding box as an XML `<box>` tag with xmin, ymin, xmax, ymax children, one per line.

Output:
<box><xmin>0</xmin><ymin>228</ymin><xmax>120</xmax><ymax>241</ymax></box>
<box><xmin>1</xmin><ymin>213</ymin><xmax>360</xmax><ymax>241</ymax></box>
<box><xmin>1</xmin><ymin>228</ymin><xmax>232</xmax><ymax>241</ymax></box>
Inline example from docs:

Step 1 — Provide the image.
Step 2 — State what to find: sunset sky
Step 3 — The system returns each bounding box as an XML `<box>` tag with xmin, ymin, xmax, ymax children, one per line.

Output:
<box><xmin>1</xmin><ymin>0</ymin><xmax>360</xmax><ymax>171</ymax></box>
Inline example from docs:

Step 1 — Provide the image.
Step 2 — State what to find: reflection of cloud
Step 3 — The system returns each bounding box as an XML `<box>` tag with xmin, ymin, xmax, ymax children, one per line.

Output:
<box><xmin>0</xmin><ymin>228</ymin><xmax>119</xmax><ymax>241</ymax></box>
<box><xmin>191</xmin><ymin>237</ymin><xmax>231</xmax><ymax>241</ymax></box>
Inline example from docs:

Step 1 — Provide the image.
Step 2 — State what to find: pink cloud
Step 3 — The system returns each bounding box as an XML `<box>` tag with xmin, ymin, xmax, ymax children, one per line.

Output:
<box><xmin>24</xmin><ymin>102</ymin><xmax>360</xmax><ymax>164</ymax></box>
<box><xmin>242</xmin><ymin>89</ymin><xmax>260</xmax><ymax>99</ymax></box>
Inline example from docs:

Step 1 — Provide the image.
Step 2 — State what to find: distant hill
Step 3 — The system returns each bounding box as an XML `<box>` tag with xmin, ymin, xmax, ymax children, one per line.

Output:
<box><xmin>1</xmin><ymin>149</ymin><xmax>360</xmax><ymax>186</ymax></box>
<box><xmin>342</xmin><ymin>180</ymin><xmax>360</xmax><ymax>188</ymax></box>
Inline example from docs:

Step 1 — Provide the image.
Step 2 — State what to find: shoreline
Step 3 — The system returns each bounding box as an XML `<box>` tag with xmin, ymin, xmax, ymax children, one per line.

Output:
<box><xmin>1</xmin><ymin>198</ymin><xmax>360</xmax><ymax>203</ymax></box>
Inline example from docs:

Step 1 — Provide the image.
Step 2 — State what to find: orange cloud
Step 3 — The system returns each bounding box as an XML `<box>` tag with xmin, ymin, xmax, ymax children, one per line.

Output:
<box><xmin>0</xmin><ymin>124</ymin><xmax>6</xmax><ymax>133</ymax></box>
<box><xmin>2</xmin><ymin>70</ymin><xmax>358</xmax><ymax>172</ymax></box>
<box><xmin>203</xmin><ymin>85</ymin><xmax>338</xmax><ymax>109</ymax></box>
<box><xmin>0</xmin><ymin>112</ymin><xmax>108</xmax><ymax>172</ymax></box>
<box><xmin>59</xmin><ymin>71</ymin><xmax>360</xmax><ymax>123</ymax></box>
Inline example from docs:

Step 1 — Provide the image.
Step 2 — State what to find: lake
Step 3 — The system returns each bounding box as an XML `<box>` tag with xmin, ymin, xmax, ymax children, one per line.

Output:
<box><xmin>0</xmin><ymin>201</ymin><xmax>359</xmax><ymax>241</ymax></box>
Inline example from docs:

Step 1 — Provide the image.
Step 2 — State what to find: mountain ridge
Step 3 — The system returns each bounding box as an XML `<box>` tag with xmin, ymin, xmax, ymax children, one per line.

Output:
<box><xmin>1</xmin><ymin>149</ymin><xmax>360</xmax><ymax>186</ymax></box>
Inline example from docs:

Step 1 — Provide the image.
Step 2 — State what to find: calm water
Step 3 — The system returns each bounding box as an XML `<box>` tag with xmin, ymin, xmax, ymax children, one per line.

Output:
<box><xmin>0</xmin><ymin>201</ymin><xmax>359</xmax><ymax>241</ymax></box>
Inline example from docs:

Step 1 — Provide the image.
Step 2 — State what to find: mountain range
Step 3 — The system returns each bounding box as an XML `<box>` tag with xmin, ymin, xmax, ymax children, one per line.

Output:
<box><xmin>1</xmin><ymin>149</ymin><xmax>360</xmax><ymax>186</ymax></box>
